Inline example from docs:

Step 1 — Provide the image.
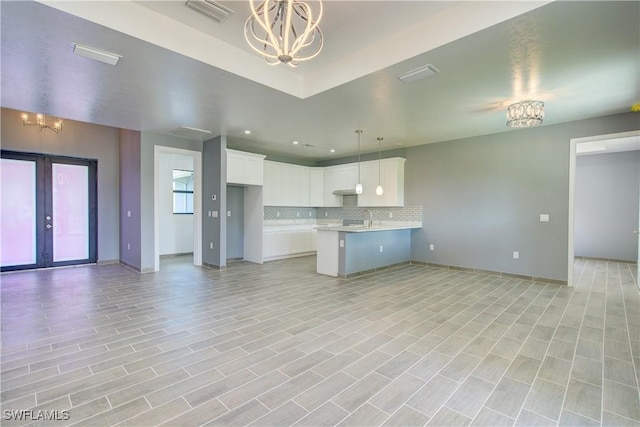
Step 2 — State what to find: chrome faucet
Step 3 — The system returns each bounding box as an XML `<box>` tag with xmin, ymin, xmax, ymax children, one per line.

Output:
<box><xmin>362</xmin><ymin>209</ymin><xmax>373</xmax><ymax>228</ymax></box>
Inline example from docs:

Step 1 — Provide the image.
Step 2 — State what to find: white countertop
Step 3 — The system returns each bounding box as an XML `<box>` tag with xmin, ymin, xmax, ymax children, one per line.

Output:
<box><xmin>315</xmin><ymin>221</ymin><xmax>422</xmax><ymax>233</ymax></box>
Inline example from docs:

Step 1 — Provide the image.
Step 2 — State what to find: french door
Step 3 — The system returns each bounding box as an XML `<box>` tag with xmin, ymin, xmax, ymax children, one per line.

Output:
<box><xmin>1</xmin><ymin>151</ymin><xmax>97</xmax><ymax>271</ymax></box>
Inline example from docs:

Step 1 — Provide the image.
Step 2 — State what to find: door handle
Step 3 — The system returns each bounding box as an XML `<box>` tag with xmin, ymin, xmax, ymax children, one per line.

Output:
<box><xmin>46</xmin><ymin>224</ymin><xmax>53</xmax><ymax>229</ymax></box>
<box><xmin>46</xmin><ymin>215</ymin><xmax>51</xmax><ymax>220</ymax></box>
<box><xmin>634</xmin><ymin>230</ymin><xmax>639</xmax><ymax>235</ymax></box>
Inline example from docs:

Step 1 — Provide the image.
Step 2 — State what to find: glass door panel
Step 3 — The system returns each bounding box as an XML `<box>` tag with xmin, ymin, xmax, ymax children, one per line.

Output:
<box><xmin>1</xmin><ymin>151</ymin><xmax>96</xmax><ymax>271</ymax></box>
<box><xmin>52</xmin><ymin>163</ymin><xmax>89</xmax><ymax>262</ymax></box>
<box><xmin>1</xmin><ymin>158</ymin><xmax>37</xmax><ymax>267</ymax></box>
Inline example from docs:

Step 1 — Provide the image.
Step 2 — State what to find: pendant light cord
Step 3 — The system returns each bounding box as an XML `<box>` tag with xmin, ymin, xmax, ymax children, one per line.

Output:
<box><xmin>356</xmin><ymin>129</ymin><xmax>362</xmax><ymax>182</ymax></box>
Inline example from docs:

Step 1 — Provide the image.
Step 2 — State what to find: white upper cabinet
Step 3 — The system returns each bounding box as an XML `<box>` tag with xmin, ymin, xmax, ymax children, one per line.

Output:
<box><xmin>357</xmin><ymin>158</ymin><xmax>405</xmax><ymax>207</ymax></box>
<box><xmin>322</xmin><ymin>164</ymin><xmax>359</xmax><ymax>207</ymax></box>
<box><xmin>309</xmin><ymin>168</ymin><xmax>324</xmax><ymax>207</ymax></box>
<box><xmin>264</xmin><ymin>157</ymin><xmax>404</xmax><ymax>207</ymax></box>
<box><xmin>226</xmin><ymin>149</ymin><xmax>265</xmax><ymax>186</ymax></box>
<box><xmin>263</xmin><ymin>160</ymin><xmax>310</xmax><ymax>206</ymax></box>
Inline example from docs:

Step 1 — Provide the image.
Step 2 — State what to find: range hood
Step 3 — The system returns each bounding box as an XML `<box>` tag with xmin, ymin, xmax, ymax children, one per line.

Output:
<box><xmin>332</xmin><ymin>189</ymin><xmax>358</xmax><ymax>196</ymax></box>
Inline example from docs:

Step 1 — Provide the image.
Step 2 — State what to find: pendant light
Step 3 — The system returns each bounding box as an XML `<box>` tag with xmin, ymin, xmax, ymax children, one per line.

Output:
<box><xmin>355</xmin><ymin>129</ymin><xmax>363</xmax><ymax>194</ymax></box>
<box><xmin>376</xmin><ymin>137</ymin><xmax>384</xmax><ymax>196</ymax></box>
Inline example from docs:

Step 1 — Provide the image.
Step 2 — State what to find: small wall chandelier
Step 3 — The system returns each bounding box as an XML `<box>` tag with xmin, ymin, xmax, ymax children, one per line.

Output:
<box><xmin>21</xmin><ymin>113</ymin><xmax>62</xmax><ymax>133</ymax></box>
<box><xmin>506</xmin><ymin>100</ymin><xmax>544</xmax><ymax>128</ymax></box>
<box><xmin>244</xmin><ymin>0</ymin><xmax>324</xmax><ymax>67</ymax></box>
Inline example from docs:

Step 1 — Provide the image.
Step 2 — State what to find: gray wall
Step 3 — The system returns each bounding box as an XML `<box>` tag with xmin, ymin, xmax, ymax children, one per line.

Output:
<box><xmin>226</xmin><ymin>185</ymin><xmax>244</xmax><ymax>259</ymax></box>
<box><xmin>202</xmin><ymin>135</ymin><xmax>227</xmax><ymax>268</ymax></box>
<box><xmin>317</xmin><ymin>148</ymin><xmax>407</xmax><ymax>167</ymax></box>
<box><xmin>340</xmin><ymin>229</ymin><xmax>411</xmax><ymax>276</ymax></box>
<box><xmin>575</xmin><ymin>151</ymin><xmax>639</xmax><ymax>261</ymax></box>
<box><xmin>405</xmin><ymin>112</ymin><xmax>639</xmax><ymax>282</ymax></box>
<box><xmin>1</xmin><ymin>108</ymin><xmax>120</xmax><ymax>263</ymax></box>
<box><xmin>119</xmin><ymin>129</ymin><xmax>142</xmax><ymax>268</ymax></box>
<box><xmin>139</xmin><ymin>132</ymin><xmax>202</xmax><ymax>271</ymax></box>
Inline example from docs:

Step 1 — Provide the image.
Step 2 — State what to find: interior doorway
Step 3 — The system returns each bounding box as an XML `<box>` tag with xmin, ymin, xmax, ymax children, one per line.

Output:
<box><xmin>226</xmin><ymin>185</ymin><xmax>244</xmax><ymax>262</ymax></box>
<box><xmin>153</xmin><ymin>146</ymin><xmax>202</xmax><ymax>271</ymax></box>
<box><xmin>569</xmin><ymin>130</ymin><xmax>640</xmax><ymax>287</ymax></box>
<box><xmin>1</xmin><ymin>151</ymin><xmax>97</xmax><ymax>271</ymax></box>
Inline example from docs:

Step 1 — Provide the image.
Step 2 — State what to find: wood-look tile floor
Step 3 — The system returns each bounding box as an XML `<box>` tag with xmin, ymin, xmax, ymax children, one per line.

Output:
<box><xmin>1</xmin><ymin>257</ymin><xmax>639</xmax><ymax>426</ymax></box>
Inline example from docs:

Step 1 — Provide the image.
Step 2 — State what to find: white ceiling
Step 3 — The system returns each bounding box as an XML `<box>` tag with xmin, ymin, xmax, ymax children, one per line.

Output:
<box><xmin>1</xmin><ymin>1</ymin><xmax>639</xmax><ymax>160</ymax></box>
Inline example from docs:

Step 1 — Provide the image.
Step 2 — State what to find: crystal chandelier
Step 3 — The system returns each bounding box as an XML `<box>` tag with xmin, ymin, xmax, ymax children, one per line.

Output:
<box><xmin>21</xmin><ymin>113</ymin><xmax>62</xmax><ymax>133</ymax></box>
<box><xmin>244</xmin><ymin>0</ymin><xmax>324</xmax><ymax>67</ymax></box>
<box><xmin>506</xmin><ymin>100</ymin><xmax>544</xmax><ymax>128</ymax></box>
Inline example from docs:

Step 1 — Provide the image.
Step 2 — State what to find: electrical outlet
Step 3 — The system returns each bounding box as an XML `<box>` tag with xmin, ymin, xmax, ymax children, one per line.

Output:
<box><xmin>212</xmin><ymin>211</ymin><xmax>218</xmax><ymax>218</ymax></box>
<box><xmin>324</xmin><ymin>212</ymin><xmax>328</xmax><ymax>217</ymax></box>
<box><xmin>210</xmin><ymin>242</ymin><xmax>213</xmax><ymax>249</ymax></box>
<box><xmin>127</xmin><ymin>243</ymin><xmax>130</xmax><ymax>250</ymax></box>
<box><xmin>379</xmin><ymin>245</ymin><xmax>383</xmax><ymax>252</ymax></box>
<box><xmin>127</xmin><ymin>210</ymin><xmax>131</xmax><ymax>218</ymax></box>
<box><xmin>389</xmin><ymin>212</ymin><xmax>393</xmax><ymax>219</ymax></box>
<box><xmin>227</xmin><ymin>211</ymin><xmax>231</xmax><ymax>217</ymax></box>
<box><xmin>513</xmin><ymin>251</ymin><xmax>520</xmax><ymax>259</ymax></box>
<box><xmin>276</xmin><ymin>212</ymin><xmax>280</xmax><ymax>218</ymax></box>
<box><xmin>297</xmin><ymin>212</ymin><xmax>300</xmax><ymax>217</ymax></box>
<box><xmin>429</xmin><ymin>244</ymin><xmax>435</xmax><ymax>251</ymax></box>
<box><xmin>309</xmin><ymin>212</ymin><xmax>312</xmax><ymax>217</ymax></box>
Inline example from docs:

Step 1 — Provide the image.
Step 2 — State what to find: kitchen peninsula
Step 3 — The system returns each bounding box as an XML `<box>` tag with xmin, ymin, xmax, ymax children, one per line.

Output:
<box><xmin>316</xmin><ymin>222</ymin><xmax>421</xmax><ymax>278</ymax></box>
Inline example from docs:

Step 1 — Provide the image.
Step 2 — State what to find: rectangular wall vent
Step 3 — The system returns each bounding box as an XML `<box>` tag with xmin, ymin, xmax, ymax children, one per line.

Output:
<box><xmin>72</xmin><ymin>42</ymin><xmax>122</xmax><ymax>65</ymax></box>
<box><xmin>398</xmin><ymin>64</ymin><xmax>439</xmax><ymax>83</ymax></box>
<box><xmin>185</xmin><ymin>0</ymin><xmax>234</xmax><ymax>23</ymax></box>
<box><xmin>169</xmin><ymin>126</ymin><xmax>212</xmax><ymax>141</ymax></box>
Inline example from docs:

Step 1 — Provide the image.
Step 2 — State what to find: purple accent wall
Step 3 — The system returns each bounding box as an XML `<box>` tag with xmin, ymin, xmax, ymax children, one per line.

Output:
<box><xmin>119</xmin><ymin>129</ymin><xmax>142</xmax><ymax>270</ymax></box>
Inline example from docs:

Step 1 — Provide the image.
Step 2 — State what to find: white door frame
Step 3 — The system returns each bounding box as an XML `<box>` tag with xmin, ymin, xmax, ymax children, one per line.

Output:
<box><xmin>568</xmin><ymin>129</ymin><xmax>640</xmax><ymax>287</ymax></box>
<box><xmin>154</xmin><ymin>145</ymin><xmax>203</xmax><ymax>271</ymax></box>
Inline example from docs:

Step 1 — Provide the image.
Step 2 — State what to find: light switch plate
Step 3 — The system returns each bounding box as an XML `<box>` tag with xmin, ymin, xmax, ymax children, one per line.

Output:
<box><xmin>429</xmin><ymin>244</ymin><xmax>435</xmax><ymax>251</ymax></box>
<box><xmin>540</xmin><ymin>214</ymin><xmax>550</xmax><ymax>222</ymax></box>
<box><xmin>212</xmin><ymin>211</ymin><xmax>218</xmax><ymax>218</ymax></box>
<box><xmin>339</xmin><ymin>240</ymin><xmax>344</xmax><ymax>248</ymax></box>
<box><xmin>227</xmin><ymin>211</ymin><xmax>231</xmax><ymax>217</ymax></box>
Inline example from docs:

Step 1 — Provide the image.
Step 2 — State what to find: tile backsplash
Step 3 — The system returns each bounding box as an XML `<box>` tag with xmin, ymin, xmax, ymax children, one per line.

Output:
<box><xmin>264</xmin><ymin>195</ymin><xmax>422</xmax><ymax>222</ymax></box>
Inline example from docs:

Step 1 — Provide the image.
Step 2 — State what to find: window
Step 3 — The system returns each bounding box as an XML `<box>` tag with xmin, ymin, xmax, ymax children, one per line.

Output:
<box><xmin>173</xmin><ymin>169</ymin><xmax>194</xmax><ymax>214</ymax></box>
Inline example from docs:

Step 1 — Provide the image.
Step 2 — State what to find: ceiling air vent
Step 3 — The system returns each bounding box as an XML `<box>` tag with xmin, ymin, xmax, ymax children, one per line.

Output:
<box><xmin>185</xmin><ymin>0</ymin><xmax>234</xmax><ymax>23</ymax></box>
<box><xmin>169</xmin><ymin>126</ymin><xmax>212</xmax><ymax>141</ymax></box>
<box><xmin>398</xmin><ymin>64</ymin><xmax>439</xmax><ymax>84</ymax></box>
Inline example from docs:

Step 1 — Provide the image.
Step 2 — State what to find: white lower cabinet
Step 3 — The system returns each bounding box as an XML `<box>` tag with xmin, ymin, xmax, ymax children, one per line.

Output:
<box><xmin>263</xmin><ymin>225</ymin><xmax>316</xmax><ymax>260</ymax></box>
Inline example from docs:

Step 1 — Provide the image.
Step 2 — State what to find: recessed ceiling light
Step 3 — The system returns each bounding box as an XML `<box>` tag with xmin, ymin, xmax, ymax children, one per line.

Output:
<box><xmin>244</xmin><ymin>130</ymin><xmax>251</xmax><ymax>134</ymax></box>
<box><xmin>72</xmin><ymin>42</ymin><xmax>122</xmax><ymax>65</ymax></box>
<box><xmin>330</xmin><ymin>149</ymin><xmax>335</xmax><ymax>153</ymax></box>
<box><xmin>292</xmin><ymin>141</ymin><xmax>299</xmax><ymax>145</ymax></box>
